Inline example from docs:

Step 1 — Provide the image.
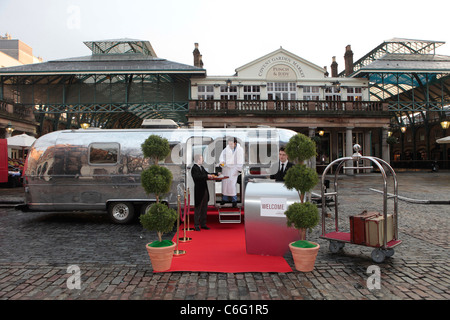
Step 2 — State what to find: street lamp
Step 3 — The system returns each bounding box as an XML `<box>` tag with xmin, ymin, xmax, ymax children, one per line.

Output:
<box><xmin>441</xmin><ymin>120</ymin><xmax>449</xmax><ymax>130</ymax></box>
<box><xmin>331</xmin><ymin>80</ymin><xmax>341</xmax><ymax>89</ymax></box>
<box><xmin>400</xmin><ymin>126</ymin><xmax>407</xmax><ymax>133</ymax></box>
<box><xmin>5</xmin><ymin>122</ymin><xmax>14</xmax><ymax>137</ymax></box>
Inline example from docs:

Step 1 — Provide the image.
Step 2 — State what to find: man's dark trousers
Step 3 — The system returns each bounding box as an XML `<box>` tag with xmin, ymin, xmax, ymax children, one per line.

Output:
<box><xmin>194</xmin><ymin>188</ymin><xmax>208</xmax><ymax>228</ymax></box>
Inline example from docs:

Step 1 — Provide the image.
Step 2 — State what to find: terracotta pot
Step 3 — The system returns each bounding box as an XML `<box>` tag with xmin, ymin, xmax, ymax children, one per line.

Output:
<box><xmin>146</xmin><ymin>242</ymin><xmax>176</xmax><ymax>272</ymax></box>
<box><xmin>289</xmin><ymin>241</ymin><xmax>320</xmax><ymax>272</ymax></box>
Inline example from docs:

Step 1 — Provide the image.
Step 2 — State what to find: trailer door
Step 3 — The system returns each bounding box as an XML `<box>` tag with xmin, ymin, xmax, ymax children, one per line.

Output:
<box><xmin>185</xmin><ymin>136</ymin><xmax>215</xmax><ymax>206</ymax></box>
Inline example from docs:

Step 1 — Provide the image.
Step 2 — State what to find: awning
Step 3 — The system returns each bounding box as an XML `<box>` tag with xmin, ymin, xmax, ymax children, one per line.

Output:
<box><xmin>7</xmin><ymin>133</ymin><xmax>36</xmax><ymax>148</ymax></box>
<box><xmin>436</xmin><ymin>136</ymin><xmax>450</xmax><ymax>144</ymax></box>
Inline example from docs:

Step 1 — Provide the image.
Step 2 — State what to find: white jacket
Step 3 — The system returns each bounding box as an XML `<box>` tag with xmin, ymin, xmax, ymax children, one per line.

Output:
<box><xmin>219</xmin><ymin>143</ymin><xmax>244</xmax><ymax>196</ymax></box>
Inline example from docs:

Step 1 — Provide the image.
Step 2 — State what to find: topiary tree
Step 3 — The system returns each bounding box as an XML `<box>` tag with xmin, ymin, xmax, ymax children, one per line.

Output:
<box><xmin>284</xmin><ymin>133</ymin><xmax>317</xmax><ymax>164</ymax></box>
<box><xmin>140</xmin><ymin>135</ymin><xmax>172</xmax><ymax>202</ymax></box>
<box><xmin>284</xmin><ymin>202</ymin><xmax>319</xmax><ymax>233</ymax></box>
<box><xmin>386</xmin><ymin>135</ymin><xmax>398</xmax><ymax>145</ymax></box>
<box><xmin>283</xmin><ymin>133</ymin><xmax>320</xmax><ymax>240</ymax></box>
<box><xmin>141</xmin><ymin>164</ymin><xmax>173</xmax><ymax>203</ymax></box>
<box><xmin>139</xmin><ymin>134</ymin><xmax>176</xmax><ymax>245</ymax></box>
<box><xmin>141</xmin><ymin>134</ymin><xmax>171</xmax><ymax>164</ymax></box>
<box><xmin>284</xmin><ymin>163</ymin><xmax>319</xmax><ymax>203</ymax></box>
<box><xmin>140</xmin><ymin>202</ymin><xmax>177</xmax><ymax>244</ymax></box>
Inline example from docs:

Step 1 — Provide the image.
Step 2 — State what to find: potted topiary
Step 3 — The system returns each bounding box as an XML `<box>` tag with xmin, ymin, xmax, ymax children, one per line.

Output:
<box><xmin>386</xmin><ymin>135</ymin><xmax>398</xmax><ymax>145</ymax></box>
<box><xmin>139</xmin><ymin>134</ymin><xmax>177</xmax><ymax>272</ymax></box>
<box><xmin>283</xmin><ymin>133</ymin><xmax>321</xmax><ymax>272</ymax></box>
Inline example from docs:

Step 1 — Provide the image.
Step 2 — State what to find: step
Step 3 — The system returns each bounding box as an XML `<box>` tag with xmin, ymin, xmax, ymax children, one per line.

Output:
<box><xmin>218</xmin><ymin>207</ymin><xmax>242</xmax><ymax>223</ymax></box>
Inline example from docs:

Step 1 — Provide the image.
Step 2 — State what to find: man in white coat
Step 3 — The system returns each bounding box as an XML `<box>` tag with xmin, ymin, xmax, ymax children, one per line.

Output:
<box><xmin>219</xmin><ymin>137</ymin><xmax>244</xmax><ymax>207</ymax></box>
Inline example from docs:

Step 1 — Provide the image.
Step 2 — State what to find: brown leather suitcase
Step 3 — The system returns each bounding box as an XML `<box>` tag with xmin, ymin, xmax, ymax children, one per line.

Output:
<box><xmin>349</xmin><ymin>210</ymin><xmax>380</xmax><ymax>244</ymax></box>
<box><xmin>365</xmin><ymin>214</ymin><xmax>394</xmax><ymax>247</ymax></box>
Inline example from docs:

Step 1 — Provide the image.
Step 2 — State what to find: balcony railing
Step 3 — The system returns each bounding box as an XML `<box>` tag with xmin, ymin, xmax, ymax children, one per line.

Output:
<box><xmin>189</xmin><ymin>100</ymin><xmax>388</xmax><ymax>113</ymax></box>
<box><xmin>0</xmin><ymin>101</ymin><xmax>33</xmax><ymax>118</ymax></box>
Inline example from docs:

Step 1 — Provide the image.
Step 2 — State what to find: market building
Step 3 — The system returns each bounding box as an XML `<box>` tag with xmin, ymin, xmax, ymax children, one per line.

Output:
<box><xmin>0</xmin><ymin>38</ymin><xmax>205</xmax><ymax>138</ymax></box>
<box><xmin>188</xmin><ymin>44</ymin><xmax>391</xmax><ymax>171</ymax></box>
<box><xmin>1</xmin><ymin>37</ymin><xmax>449</xmax><ymax>170</ymax></box>
<box><xmin>188</xmin><ymin>39</ymin><xmax>450</xmax><ymax>170</ymax></box>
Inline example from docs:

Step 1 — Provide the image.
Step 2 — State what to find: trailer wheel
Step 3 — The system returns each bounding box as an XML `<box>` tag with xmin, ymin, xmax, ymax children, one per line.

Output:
<box><xmin>140</xmin><ymin>202</ymin><xmax>153</xmax><ymax>215</ymax></box>
<box><xmin>108</xmin><ymin>202</ymin><xmax>135</xmax><ymax>224</ymax></box>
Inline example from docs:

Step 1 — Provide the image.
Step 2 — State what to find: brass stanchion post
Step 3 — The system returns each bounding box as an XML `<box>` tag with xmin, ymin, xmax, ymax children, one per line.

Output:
<box><xmin>174</xmin><ymin>194</ymin><xmax>186</xmax><ymax>255</ymax></box>
<box><xmin>179</xmin><ymin>189</ymin><xmax>192</xmax><ymax>242</ymax></box>
<box><xmin>186</xmin><ymin>188</ymin><xmax>194</xmax><ymax>231</ymax></box>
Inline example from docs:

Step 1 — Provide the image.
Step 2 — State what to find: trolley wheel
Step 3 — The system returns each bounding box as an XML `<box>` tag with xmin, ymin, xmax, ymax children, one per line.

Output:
<box><xmin>371</xmin><ymin>248</ymin><xmax>386</xmax><ymax>263</ymax></box>
<box><xmin>385</xmin><ymin>248</ymin><xmax>395</xmax><ymax>257</ymax></box>
<box><xmin>108</xmin><ymin>202</ymin><xmax>135</xmax><ymax>224</ymax></box>
<box><xmin>329</xmin><ymin>241</ymin><xmax>345</xmax><ymax>253</ymax></box>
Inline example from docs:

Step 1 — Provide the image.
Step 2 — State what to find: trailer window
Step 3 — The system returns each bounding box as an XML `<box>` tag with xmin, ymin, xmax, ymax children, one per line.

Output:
<box><xmin>89</xmin><ymin>143</ymin><xmax>119</xmax><ymax>165</ymax></box>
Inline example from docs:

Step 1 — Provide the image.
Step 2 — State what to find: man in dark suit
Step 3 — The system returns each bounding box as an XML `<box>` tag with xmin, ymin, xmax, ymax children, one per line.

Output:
<box><xmin>270</xmin><ymin>147</ymin><xmax>293</xmax><ymax>182</ymax></box>
<box><xmin>191</xmin><ymin>154</ymin><xmax>214</xmax><ymax>231</ymax></box>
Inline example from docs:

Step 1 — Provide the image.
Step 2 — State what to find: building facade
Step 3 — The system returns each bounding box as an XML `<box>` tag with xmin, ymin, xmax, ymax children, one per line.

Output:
<box><xmin>0</xmin><ymin>34</ymin><xmax>42</xmax><ymax>139</ymax></box>
<box><xmin>188</xmin><ymin>45</ymin><xmax>391</xmax><ymax>171</ymax></box>
<box><xmin>1</xmin><ymin>37</ymin><xmax>447</xmax><ymax>170</ymax></box>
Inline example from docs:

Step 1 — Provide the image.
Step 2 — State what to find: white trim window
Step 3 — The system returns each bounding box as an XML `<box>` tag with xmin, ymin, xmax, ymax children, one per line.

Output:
<box><xmin>198</xmin><ymin>85</ymin><xmax>214</xmax><ymax>100</ymax></box>
<box><xmin>220</xmin><ymin>85</ymin><xmax>237</xmax><ymax>100</ymax></box>
<box><xmin>303</xmin><ymin>86</ymin><xmax>320</xmax><ymax>100</ymax></box>
<box><xmin>267</xmin><ymin>82</ymin><xmax>296</xmax><ymax>100</ymax></box>
<box><xmin>325</xmin><ymin>86</ymin><xmax>341</xmax><ymax>101</ymax></box>
<box><xmin>347</xmin><ymin>87</ymin><xmax>363</xmax><ymax>101</ymax></box>
<box><xmin>243</xmin><ymin>85</ymin><xmax>261</xmax><ymax>100</ymax></box>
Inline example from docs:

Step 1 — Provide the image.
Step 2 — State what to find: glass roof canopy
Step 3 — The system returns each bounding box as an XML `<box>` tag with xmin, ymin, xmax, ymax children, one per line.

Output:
<box><xmin>343</xmin><ymin>38</ymin><xmax>445</xmax><ymax>76</ymax></box>
<box><xmin>0</xmin><ymin>39</ymin><xmax>205</xmax><ymax>133</ymax></box>
<box><xmin>348</xmin><ymin>38</ymin><xmax>450</xmax><ymax>108</ymax></box>
<box><xmin>347</xmin><ymin>38</ymin><xmax>450</xmax><ymax>129</ymax></box>
<box><xmin>84</xmin><ymin>38</ymin><xmax>157</xmax><ymax>56</ymax></box>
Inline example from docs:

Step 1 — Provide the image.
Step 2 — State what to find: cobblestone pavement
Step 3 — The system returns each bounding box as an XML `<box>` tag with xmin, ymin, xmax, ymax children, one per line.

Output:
<box><xmin>0</xmin><ymin>171</ymin><xmax>449</xmax><ymax>303</ymax></box>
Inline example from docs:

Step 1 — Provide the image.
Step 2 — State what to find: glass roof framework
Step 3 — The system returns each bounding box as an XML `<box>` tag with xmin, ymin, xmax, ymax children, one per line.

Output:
<box><xmin>348</xmin><ymin>38</ymin><xmax>450</xmax><ymax>130</ymax></box>
<box><xmin>0</xmin><ymin>39</ymin><xmax>205</xmax><ymax>133</ymax></box>
<box><xmin>84</xmin><ymin>38</ymin><xmax>157</xmax><ymax>56</ymax></box>
<box><xmin>342</xmin><ymin>38</ymin><xmax>445</xmax><ymax>77</ymax></box>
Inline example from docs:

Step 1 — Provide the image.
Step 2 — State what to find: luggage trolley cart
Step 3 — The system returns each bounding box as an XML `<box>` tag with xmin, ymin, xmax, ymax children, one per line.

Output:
<box><xmin>319</xmin><ymin>144</ymin><xmax>402</xmax><ymax>263</ymax></box>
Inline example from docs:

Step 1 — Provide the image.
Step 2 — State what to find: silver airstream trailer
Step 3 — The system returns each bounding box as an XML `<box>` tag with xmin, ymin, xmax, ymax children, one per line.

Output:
<box><xmin>21</xmin><ymin>124</ymin><xmax>297</xmax><ymax>223</ymax></box>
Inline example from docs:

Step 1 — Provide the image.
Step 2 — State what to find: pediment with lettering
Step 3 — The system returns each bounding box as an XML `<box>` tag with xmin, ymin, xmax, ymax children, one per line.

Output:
<box><xmin>235</xmin><ymin>48</ymin><xmax>326</xmax><ymax>80</ymax></box>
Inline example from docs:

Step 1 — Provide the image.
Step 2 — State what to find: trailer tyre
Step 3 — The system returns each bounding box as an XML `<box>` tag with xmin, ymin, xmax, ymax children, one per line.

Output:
<box><xmin>108</xmin><ymin>202</ymin><xmax>135</xmax><ymax>224</ymax></box>
<box><xmin>140</xmin><ymin>202</ymin><xmax>153</xmax><ymax>215</ymax></box>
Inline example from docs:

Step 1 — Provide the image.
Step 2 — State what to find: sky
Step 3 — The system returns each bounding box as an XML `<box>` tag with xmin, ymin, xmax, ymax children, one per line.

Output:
<box><xmin>1</xmin><ymin>0</ymin><xmax>450</xmax><ymax>76</ymax></box>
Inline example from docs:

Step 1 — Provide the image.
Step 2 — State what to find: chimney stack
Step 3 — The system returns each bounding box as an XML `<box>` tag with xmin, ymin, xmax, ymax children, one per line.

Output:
<box><xmin>193</xmin><ymin>43</ymin><xmax>203</xmax><ymax>68</ymax></box>
<box><xmin>331</xmin><ymin>56</ymin><xmax>338</xmax><ymax>77</ymax></box>
<box><xmin>344</xmin><ymin>45</ymin><xmax>354</xmax><ymax>76</ymax></box>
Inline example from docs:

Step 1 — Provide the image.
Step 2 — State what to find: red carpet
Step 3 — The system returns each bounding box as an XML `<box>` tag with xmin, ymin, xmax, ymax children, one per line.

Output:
<box><xmin>164</xmin><ymin>209</ymin><xmax>293</xmax><ymax>273</ymax></box>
